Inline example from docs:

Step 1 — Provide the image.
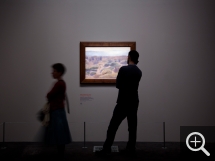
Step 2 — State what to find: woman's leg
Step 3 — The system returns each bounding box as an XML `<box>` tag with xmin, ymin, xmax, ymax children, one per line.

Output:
<box><xmin>57</xmin><ymin>144</ymin><xmax>65</xmax><ymax>157</ymax></box>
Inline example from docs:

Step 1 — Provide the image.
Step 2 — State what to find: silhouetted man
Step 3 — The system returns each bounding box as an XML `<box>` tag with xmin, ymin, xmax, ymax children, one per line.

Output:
<box><xmin>96</xmin><ymin>50</ymin><xmax>142</xmax><ymax>158</ymax></box>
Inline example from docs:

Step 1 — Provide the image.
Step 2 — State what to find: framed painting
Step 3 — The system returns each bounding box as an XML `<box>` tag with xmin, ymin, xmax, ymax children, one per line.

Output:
<box><xmin>80</xmin><ymin>41</ymin><xmax>136</xmax><ymax>84</ymax></box>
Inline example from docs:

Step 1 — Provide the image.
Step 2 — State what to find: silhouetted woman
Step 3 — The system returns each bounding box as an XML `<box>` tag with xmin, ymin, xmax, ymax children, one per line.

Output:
<box><xmin>45</xmin><ymin>63</ymin><xmax>71</xmax><ymax>159</ymax></box>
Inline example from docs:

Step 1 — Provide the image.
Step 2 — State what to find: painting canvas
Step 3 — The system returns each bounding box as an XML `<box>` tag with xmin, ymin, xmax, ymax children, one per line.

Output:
<box><xmin>85</xmin><ymin>47</ymin><xmax>129</xmax><ymax>79</ymax></box>
<box><xmin>80</xmin><ymin>42</ymin><xmax>136</xmax><ymax>84</ymax></box>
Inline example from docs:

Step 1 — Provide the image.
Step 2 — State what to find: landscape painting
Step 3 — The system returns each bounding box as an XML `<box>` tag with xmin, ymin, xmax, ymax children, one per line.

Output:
<box><xmin>85</xmin><ymin>47</ymin><xmax>129</xmax><ymax>79</ymax></box>
<box><xmin>80</xmin><ymin>42</ymin><xmax>136</xmax><ymax>84</ymax></box>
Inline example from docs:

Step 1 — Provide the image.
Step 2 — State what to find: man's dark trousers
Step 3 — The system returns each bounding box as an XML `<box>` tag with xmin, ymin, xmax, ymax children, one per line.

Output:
<box><xmin>103</xmin><ymin>102</ymin><xmax>139</xmax><ymax>151</ymax></box>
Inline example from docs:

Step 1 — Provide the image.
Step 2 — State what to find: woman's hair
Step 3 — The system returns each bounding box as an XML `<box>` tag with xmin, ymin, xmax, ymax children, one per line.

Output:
<box><xmin>52</xmin><ymin>63</ymin><xmax>66</xmax><ymax>75</ymax></box>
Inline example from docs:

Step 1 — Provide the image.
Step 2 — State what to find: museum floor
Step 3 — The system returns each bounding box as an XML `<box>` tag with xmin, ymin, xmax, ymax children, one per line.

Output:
<box><xmin>0</xmin><ymin>141</ymin><xmax>184</xmax><ymax>161</ymax></box>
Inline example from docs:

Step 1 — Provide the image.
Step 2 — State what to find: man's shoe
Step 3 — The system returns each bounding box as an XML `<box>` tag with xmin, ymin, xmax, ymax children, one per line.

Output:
<box><xmin>95</xmin><ymin>149</ymin><xmax>112</xmax><ymax>158</ymax></box>
<box><xmin>120</xmin><ymin>148</ymin><xmax>137</xmax><ymax>158</ymax></box>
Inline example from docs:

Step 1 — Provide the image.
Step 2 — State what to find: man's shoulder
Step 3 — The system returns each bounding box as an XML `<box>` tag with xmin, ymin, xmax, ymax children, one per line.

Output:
<box><xmin>120</xmin><ymin>65</ymin><xmax>127</xmax><ymax>69</ymax></box>
<box><xmin>120</xmin><ymin>65</ymin><xmax>141</xmax><ymax>70</ymax></box>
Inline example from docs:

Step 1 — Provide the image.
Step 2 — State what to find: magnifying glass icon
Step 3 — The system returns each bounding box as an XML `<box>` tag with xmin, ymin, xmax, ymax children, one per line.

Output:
<box><xmin>186</xmin><ymin>132</ymin><xmax>210</xmax><ymax>156</ymax></box>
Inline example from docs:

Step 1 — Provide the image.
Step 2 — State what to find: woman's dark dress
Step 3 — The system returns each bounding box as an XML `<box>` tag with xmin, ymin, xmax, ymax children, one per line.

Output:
<box><xmin>45</xmin><ymin>80</ymin><xmax>71</xmax><ymax>145</ymax></box>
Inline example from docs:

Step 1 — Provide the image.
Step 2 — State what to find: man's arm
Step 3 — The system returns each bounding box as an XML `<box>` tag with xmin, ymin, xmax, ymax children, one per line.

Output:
<box><xmin>116</xmin><ymin>67</ymin><xmax>123</xmax><ymax>89</ymax></box>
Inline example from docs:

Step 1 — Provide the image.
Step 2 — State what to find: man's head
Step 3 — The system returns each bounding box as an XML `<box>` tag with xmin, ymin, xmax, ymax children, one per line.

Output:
<box><xmin>127</xmin><ymin>50</ymin><xmax>139</xmax><ymax>64</ymax></box>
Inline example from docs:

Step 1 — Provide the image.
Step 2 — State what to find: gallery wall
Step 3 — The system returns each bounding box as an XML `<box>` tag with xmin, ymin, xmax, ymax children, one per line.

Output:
<box><xmin>0</xmin><ymin>0</ymin><xmax>215</xmax><ymax>142</ymax></box>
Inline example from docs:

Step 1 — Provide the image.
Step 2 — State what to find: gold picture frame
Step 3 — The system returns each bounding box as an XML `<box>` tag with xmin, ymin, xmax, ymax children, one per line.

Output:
<box><xmin>80</xmin><ymin>41</ymin><xmax>136</xmax><ymax>84</ymax></box>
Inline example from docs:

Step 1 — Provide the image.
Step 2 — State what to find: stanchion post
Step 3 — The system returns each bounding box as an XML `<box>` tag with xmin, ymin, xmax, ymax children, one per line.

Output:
<box><xmin>1</xmin><ymin>122</ymin><xmax>7</xmax><ymax>150</ymax></box>
<box><xmin>82</xmin><ymin>121</ymin><xmax>87</xmax><ymax>148</ymax></box>
<box><xmin>162</xmin><ymin>122</ymin><xmax>167</xmax><ymax>149</ymax></box>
